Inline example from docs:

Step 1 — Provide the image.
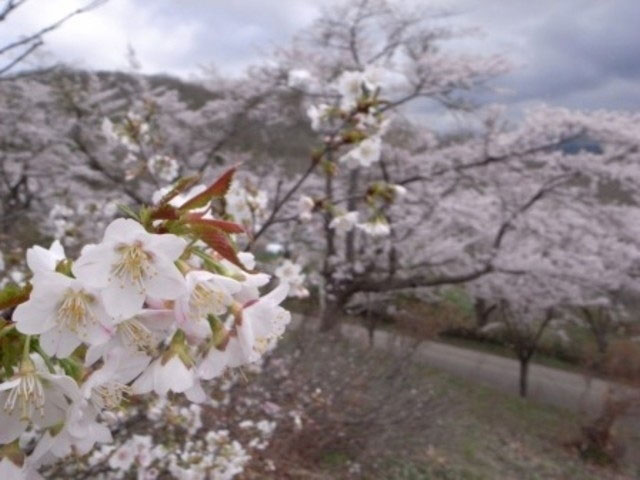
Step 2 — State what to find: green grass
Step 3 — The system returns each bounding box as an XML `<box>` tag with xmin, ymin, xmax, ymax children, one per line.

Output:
<box><xmin>373</xmin><ymin>364</ymin><xmax>639</xmax><ymax>480</ymax></box>
<box><xmin>261</xmin><ymin>327</ymin><xmax>639</xmax><ymax>479</ymax></box>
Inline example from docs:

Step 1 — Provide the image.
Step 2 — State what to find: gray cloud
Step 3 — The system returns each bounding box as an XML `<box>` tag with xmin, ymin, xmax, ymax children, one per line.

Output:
<box><xmin>451</xmin><ymin>0</ymin><xmax>640</xmax><ymax>111</ymax></box>
<box><xmin>1</xmin><ymin>0</ymin><xmax>638</xmax><ymax>112</ymax></box>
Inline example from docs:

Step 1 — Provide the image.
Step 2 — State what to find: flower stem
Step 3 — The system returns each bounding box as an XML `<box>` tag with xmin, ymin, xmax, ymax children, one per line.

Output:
<box><xmin>33</xmin><ymin>343</ymin><xmax>56</xmax><ymax>374</ymax></box>
<box><xmin>22</xmin><ymin>334</ymin><xmax>31</xmax><ymax>360</ymax></box>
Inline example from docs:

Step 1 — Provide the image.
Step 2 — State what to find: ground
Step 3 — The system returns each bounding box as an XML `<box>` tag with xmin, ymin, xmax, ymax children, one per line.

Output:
<box><xmin>400</xmin><ymin>370</ymin><xmax>636</xmax><ymax>480</ymax></box>
<box><xmin>245</xmin><ymin>328</ymin><xmax>639</xmax><ymax>479</ymax></box>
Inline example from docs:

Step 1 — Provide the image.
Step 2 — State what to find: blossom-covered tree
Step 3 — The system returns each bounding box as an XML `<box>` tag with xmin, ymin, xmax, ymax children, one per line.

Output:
<box><xmin>218</xmin><ymin>0</ymin><xmax>640</xmax><ymax>339</ymax></box>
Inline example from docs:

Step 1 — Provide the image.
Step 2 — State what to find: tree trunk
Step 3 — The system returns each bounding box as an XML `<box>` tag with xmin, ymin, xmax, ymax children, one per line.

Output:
<box><xmin>319</xmin><ymin>165</ymin><xmax>337</xmax><ymax>334</ymax></box>
<box><xmin>319</xmin><ymin>301</ymin><xmax>341</xmax><ymax>332</ymax></box>
<box><xmin>474</xmin><ymin>298</ymin><xmax>495</xmax><ymax>329</ymax></box>
<box><xmin>518</xmin><ymin>355</ymin><xmax>530</xmax><ymax>397</ymax></box>
<box><xmin>594</xmin><ymin>329</ymin><xmax>609</xmax><ymax>357</ymax></box>
<box><xmin>345</xmin><ymin>169</ymin><xmax>359</xmax><ymax>263</ymax></box>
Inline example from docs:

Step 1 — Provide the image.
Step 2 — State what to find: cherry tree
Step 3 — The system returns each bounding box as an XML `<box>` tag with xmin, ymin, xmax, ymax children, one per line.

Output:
<box><xmin>466</xmin><ymin>184</ymin><xmax>640</xmax><ymax>395</ymax></box>
<box><xmin>0</xmin><ymin>61</ymin><xmax>287</xmax><ymax>252</ymax></box>
<box><xmin>215</xmin><ymin>0</ymin><xmax>640</xmax><ymax>339</ymax></box>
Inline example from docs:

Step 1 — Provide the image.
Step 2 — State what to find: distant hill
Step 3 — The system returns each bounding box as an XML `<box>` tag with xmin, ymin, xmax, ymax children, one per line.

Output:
<box><xmin>559</xmin><ymin>136</ymin><xmax>602</xmax><ymax>155</ymax></box>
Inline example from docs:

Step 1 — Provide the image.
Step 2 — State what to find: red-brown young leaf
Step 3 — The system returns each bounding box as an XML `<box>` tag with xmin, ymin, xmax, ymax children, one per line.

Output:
<box><xmin>199</xmin><ymin>228</ymin><xmax>244</xmax><ymax>269</ymax></box>
<box><xmin>150</xmin><ymin>204</ymin><xmax>180</xmax><ymax>221</ymax></box>
<box><xmin>179</xmin><ymin>166</ymin><xmax>236</xmax><ymax>211</ymax></box>
<box><xmin>157</xmin><ymin>175</ymin><xmax>201</xmax><ymax>206</ymax></box>
<box><xmin>185</xmin><ymin>215</ymin><xmax>245</xmax><ymax>234</ymax></box>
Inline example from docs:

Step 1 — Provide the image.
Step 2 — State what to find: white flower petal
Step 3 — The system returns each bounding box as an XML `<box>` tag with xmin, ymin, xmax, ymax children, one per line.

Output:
<box><xmin>0</xmin><ymin>458</ymin><xmax>23</xmax><ymax>479</ymax></box>
<box><xmin>185</xmin><ymin>380</ymin><xmax>206</xmax><ymax>403</ymax></box>
<box><xmin>103</xmin><ymin>218</ymin><xmax>146</xmax><ymax>243</ymax></box>
<box><xmin>0</xmin><ymin>405</ymin><xmax>26</xmax><ymax>443</ymax></box>
<box><xmin>13</xmin><ymin>300</ymin><xmax>57</xmax><ymax>335</ymax></box>
<box><xmin>144</xmin><ymin>262</ymin><xmax>186</xmax><ymax>301</ymax></box>
<box><xmin>155</xmin><ymin>357</ymin><xmax>193</xmax><ymax>395</ymax></box>
<box><xmin>101</xmin><ymin>283</ymin><xmax>145</xmax><ymax>319</ymax></box>
<box><xmin>72</xmin><ymin>244</ymin><xmax>117</xmax><ymax>289</ymax></box>
<box><xmin>198</xmin><ymin>347</ymin><xmax>227</xmax><ymax>380</ymax></box>
<box><xmin>146</xmin><ymin>234</ymin><xmax>187</xmax><ymax>261</ymax></box>
<box><xmin>131</xmin><ymin>368</ymin><xmax>154</xmax><ymax>395</ymax></box>
<box><xmin>237</xmin><ymin>252</ymin><xmax>256</xmax><ymax>270</ymax></box>
<box><xmin>39</xmin><ymin>329</ymin><xmax>81</xmax><ymax>358</ymax></box>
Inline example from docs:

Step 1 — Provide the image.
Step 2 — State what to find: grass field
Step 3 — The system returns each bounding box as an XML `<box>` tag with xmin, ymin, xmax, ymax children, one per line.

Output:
<box><xmin>270</xmin><ymin>330</ymin><xmax>640</xmax><ymax>480</ymax></box>
<box><xmin>393</xmin><ymin>369</ymin><xmax>638</xmax><ymax>480</ymax></box>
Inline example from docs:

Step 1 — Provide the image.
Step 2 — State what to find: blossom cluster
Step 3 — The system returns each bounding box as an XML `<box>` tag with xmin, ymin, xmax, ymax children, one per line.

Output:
<box><xmin>0</xmin><ymin>169</ymin><xmax>291</xmax><ymax>478</ymax></box>
<box><xmin>103</xmin><ymin>110</ymin><xmax>179</xmax><ymax>183</ymax></box>
<box><xmin>275</xmin><ymin>259</ymin><xmax>309</xmax><ymax>299</ymax></box>
<box><xmin>36</xmin><ymin>353</ymin><xmax>287</xmax><ymax>479</ymax></box>
<box><xmin>225</xmin><ymin>180</ymin><xmax>269</xmax><ymax>227</ymax></box>
<box><xmin>293</xmin><ymin>68</ymin><xmax>403</xmax><ymax>241</ymax></box>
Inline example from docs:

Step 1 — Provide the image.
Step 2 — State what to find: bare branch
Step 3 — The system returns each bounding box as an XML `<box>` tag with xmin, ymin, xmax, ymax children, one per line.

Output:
<box><xmin>0</xmin><ymin>0</ymin><xmax>108</xmax><ymax>75</ymax></box>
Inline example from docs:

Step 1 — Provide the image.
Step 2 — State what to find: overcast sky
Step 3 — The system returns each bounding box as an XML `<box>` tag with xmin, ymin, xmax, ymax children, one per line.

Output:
<box><xmin>2</xmin><ymin>0</ymin><xmax>638</xmax><ymax>114</ymax></box>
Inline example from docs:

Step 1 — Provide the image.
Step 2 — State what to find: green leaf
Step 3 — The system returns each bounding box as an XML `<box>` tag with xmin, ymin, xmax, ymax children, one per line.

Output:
<box><xmin>58</xmin><ymin>357</ymin><xmax>83</xmax><ymax>382</ymax></box>
<box><xmin>0</xmin><ymin>283</ymin><xmax>32</xmax><ymax>312</ymax></box>
<box><xmin>0</xmin><ymin>324</ymin><xmax>21</xmax><ymax>378</ymax></box>
<box><xmin>117</xmin><ymin>204</ymin><xmax>140</xmax><ymax>221</ymax></box>
<box><xmin>442</xmin><ymin>288</ymin><xmax>474</xmax><ymax>317</ymax></box>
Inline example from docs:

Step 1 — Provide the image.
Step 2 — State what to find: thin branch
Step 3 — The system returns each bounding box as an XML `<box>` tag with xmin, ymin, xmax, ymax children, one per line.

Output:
<box><xmin>0</xmin><ymin>0</ymin><xmax>27</xmax><ymax>22</ymax></box>
<box><xmin>248</xmin><ymin>159</ymin><xmax>320</xmax><ymax>248</ymax></box>
<box><xmin>0</xmin><ymin>0</ymin><xmax>107</xmax><ymax>75</ymax></box>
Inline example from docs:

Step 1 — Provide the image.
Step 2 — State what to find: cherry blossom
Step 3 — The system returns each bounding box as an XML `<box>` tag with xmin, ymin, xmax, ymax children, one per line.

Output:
<box><xmin>13</xmin><ymin>272</ymin><xmax>112</xmax><ymax>358</ymax></box>
<box><xmin>287</xmin><ymin>69</ymin><xmax>313</xmax><ymax>89</ymax></box>
<box><xmin>275</xmin><ymin>260</ymin><xmax>309</xmax><ymax>298</ymax></box>
<box><xmin>0</xmin><ymin>356</ymin><xmax>80</xmax><ymax>444</ymax></box>
<box><xmin>84</xmin><ymin>309</ymin><xmax>175</xmax><ymax>363</ymax></box>
<box><xmin>82</xmin><ymin>347</ymin><xmax>149</xmax><ymax>409</ymax></box>
<box><xmin>307</xmin><ymin>103</ymin><xmax>331</xmax><ymax>131</ymax></box>
<box><xmin>229</xmin><ymin>283</ymin><xmax>290</xmax><ymax>365</ymax></box>
<box><xmin>131</xmin><ymin>352</ymin><xmax>199</xmax><ymax>399</ymax></box>
<box><xmin>357</xmin><ymin>217</ymin><xmax>391</xmax><ymax>237</ymax></box>
<box><xmin>174</xmin><ymin>270</ymin><xmax>242</xmax><ymax>341</ymax></box>
<box><xmin>25</xmin><ymin>241</ymin><xmax>65</xmax><ymax>275</ymax></box>
<box><xmin>339</xmin><ymin>136</ymin><xmax>382</xmax><ymax>168</ymax></box>
<box><xmin>72</xmin><ymin>218</ymin><xmax>187</xmax><ymax>318</ymax></box>
<box><xmin>0</xmin><ymin>457</ymin><xmax>43</xmax><ymax>480</ymax></box>
<box><xmin>298</xmin><ymin>195</ymin><xmax>315</xmax><ymax>222</ymax></box>
<box><xmin>335</xmin><ymin>70</ymin><xmax>372</xmax><ymax>110</ymax></box>
<box><xmin>329</xmin><ymin>211</ymin><xmax>359</xmax><ymax>235</ymax></box>
<box><xmin>147</xmin><ymin>154</ymin><xmax>179</xmax><ymax>182</ymax></box>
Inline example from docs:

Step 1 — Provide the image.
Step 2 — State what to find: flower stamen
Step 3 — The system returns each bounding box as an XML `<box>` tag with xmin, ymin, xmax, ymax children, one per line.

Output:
<box><xmin>189</xmin><ymin>283</ymin><xmax>228</xmax><ymax>318</ymax></box>
<box><xmin>92</xmin><ymin>382</ymin><xmax>132</xmax><ymax>409</ymax></box>
<box><xmin>56</xmin><ymin>289</ymin><xmax>95</xmax><ymax>333</ymax></box>
<box><xmin>112</xmin><ymin>242</ymin><xmax>154</xmax><ymax>291</ymax></box>
<box><xmin>3</xmin><ymin>363</ymin><xmax>45</xmax><ymax>421</ymax></box>
<box><xmin>118</xmin><ymin>319</ymin><xmax>154</xmax><ymax>352</ymax></box>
